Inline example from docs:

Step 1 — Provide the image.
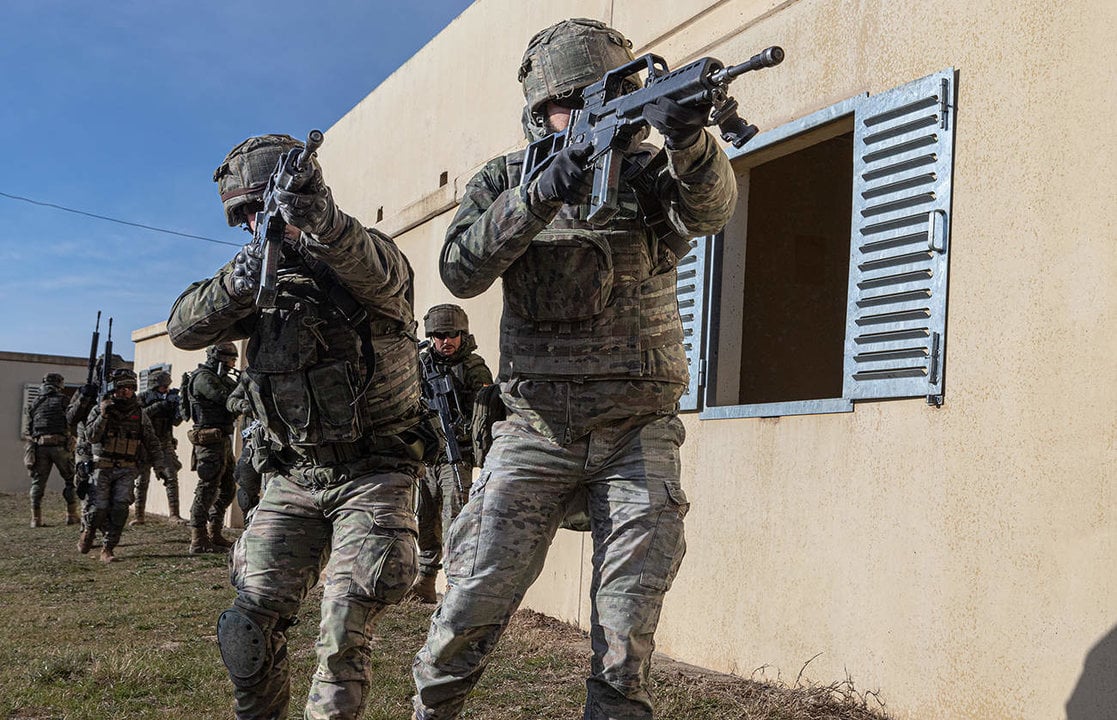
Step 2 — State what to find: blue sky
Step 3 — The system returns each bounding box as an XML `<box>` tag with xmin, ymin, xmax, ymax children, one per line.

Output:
<box><xmin>0</xmin><ymin>1</ymin><xmax>472</xmax><ymax>359</ymax></box>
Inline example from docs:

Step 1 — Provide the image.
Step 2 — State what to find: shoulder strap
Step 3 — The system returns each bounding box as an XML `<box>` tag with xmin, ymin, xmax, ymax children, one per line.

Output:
<box><xmin>624</xmin><ymin>149</ymin><xmax>695</xmax><ymax>260</ymax></box>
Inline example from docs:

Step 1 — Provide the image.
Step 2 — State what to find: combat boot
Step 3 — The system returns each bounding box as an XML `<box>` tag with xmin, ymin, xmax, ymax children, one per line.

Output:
<box><xmin>129</xmin><ymin>506</ymin><xmax>146</xmax><ymax>526</ymax></box>
<box><xmin>166</xmin><ymin>494</ymin><xmax>188</xmax><ymax>525</ymax></box>
<box><xmin>100</xmin><ymin>545</ymin><xmax>116</xmax><ymax>563</ymax></box>
<box><xmin>77</xmin><ymin>528</ymin><xmax>95</xmax><ymax>554</ymax></box>
<box><xmin>30</xmin><ymin>506</ymin><xmax>43</xmax><ymax>528</ymax></box>
<box><xmin>190</xmin><ymin>527</ymin><xmax>213</xmax><ymax>555</ymax></box>
<box><xmin>66</xmin><ymin>502</ymin><xmax>81</xmax><ymax>526</ymax></box>
<box><xmin>208</xmin><ymin>520</ymin><xmax>233</xmax><ymax>550</ymax></box>
<box><xmin>406</xmin><ymin>573</ymin><xmax>438</xmax><ymax>604</ymax></box>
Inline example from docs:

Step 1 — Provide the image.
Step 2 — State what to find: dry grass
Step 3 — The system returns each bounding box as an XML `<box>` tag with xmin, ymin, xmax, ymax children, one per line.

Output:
<box><xmin>0</xmin><ymin>491</ymin><xmax>893</xmax><ymax>719</ymax></box>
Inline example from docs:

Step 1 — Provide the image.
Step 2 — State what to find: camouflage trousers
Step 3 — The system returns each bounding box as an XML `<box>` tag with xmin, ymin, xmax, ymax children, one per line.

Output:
<box><xmin>135</xmin><ymin>436</ymin><xmax>182</xmax><ymax>511</ymax></box>
<box><xmin>27</xmin><ymin>443</ymin><xmax>76</xmax><ymax>508</ymax></box>
<box><xmin>190</xmin><ymin>435</ymin><xmax>235</xmax><ymax>528</ymax></box>
<box><xmin>226</xmin><ymin>464</ymin><xmax>419</xmax><ymax>720</ymax></box>
<box><xmin>415</xmin><ymin>459</ymin><xmax>472</xmax><ymax>578</ymax></box>
<box><xmin>412</xmin><ymin>413</ymin><xmax>689</xmax><ymax>720</ymax></box>
<box><xmin>82</xmin><ymin>466</ymin><xmax>136</xmax><ymax>549</ymax></box>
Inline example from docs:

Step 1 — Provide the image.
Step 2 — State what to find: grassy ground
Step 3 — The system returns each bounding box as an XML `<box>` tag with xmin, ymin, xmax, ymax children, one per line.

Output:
<box><xmin>0</xmin><ymin>492</ymin><xmax>893</xmax><ymax>719</ymax></box>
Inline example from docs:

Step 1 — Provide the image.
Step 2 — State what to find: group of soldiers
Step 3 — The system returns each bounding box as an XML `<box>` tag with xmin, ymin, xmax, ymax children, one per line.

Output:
<box><xmin>29</xmin><ymin>16</ymin><xmax>741</xmax><ymax>720</ymax></box>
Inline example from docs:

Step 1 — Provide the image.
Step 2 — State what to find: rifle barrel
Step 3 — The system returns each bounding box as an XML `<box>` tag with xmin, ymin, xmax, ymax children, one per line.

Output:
<box><xmin>712</xmin><ymin>46</ymin><xmax>784</xmax><ymax>84</ymax></box>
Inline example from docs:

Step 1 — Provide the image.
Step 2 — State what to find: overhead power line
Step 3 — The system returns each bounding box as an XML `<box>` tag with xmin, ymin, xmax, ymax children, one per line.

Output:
<box><xmin>0</xmin><ymin>190</ymin><xmax>240</xmax><ymax>247</ymax></box>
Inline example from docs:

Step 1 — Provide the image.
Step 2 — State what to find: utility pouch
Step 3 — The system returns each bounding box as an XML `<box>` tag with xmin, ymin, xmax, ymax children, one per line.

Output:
<box><xmin>502</xmin><ymin>229</ymin><xmax>615</xmax><ymax>322</ymax></box>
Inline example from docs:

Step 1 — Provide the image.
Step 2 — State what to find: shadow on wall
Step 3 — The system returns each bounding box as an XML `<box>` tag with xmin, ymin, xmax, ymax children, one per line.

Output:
<box><xmin>1066</xmin><ymin>623</ymin><xmax>1117</xmax><ymax>720</ymax></box>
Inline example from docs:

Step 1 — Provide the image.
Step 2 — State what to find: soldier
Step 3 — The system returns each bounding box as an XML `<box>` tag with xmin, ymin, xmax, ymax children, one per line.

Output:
<box><xmin>182</xmin><ymin>342</ymin><xmax>240</xmax><ymax>553</ymax></box>
<box><xmin>167</xmin><ymin>133</ymin><xmax>425</xmax><ymax>720</ymax></box>
<box><xmin>21</xmin><ymin>372</ymin><xmax>78</xmax><ymax>527</ymax></box>
<box><xmin>411</xmin><ymin>18</ymin><xmax>737</xmax><ymax>720</ymax></box>
<box><xmin>407</xmin><ymin>304</ymin><xmax>493</xmax><ymax>604</ymax></box>
<box><xmin>76</xmin><ymin>368</ymin><xmax>167</xmax><ymax>563</ymax></box>
<box><xmin>132</xmin><ymin>370</ymin><xmax>187</xmax><ymax>525</ymax></box>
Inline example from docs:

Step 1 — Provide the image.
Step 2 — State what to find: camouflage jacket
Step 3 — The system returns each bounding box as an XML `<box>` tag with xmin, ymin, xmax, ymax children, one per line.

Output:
<box><xmin>86</xmin><ymin>395</ymin><xmax>163</xmax><ymax>469</ymax></box>
<box><xmin>167</xmin><ymin>215</ymin><xmax>423</xmax><ymax>448</ymax></box>
<box><xmin>440</xmin><ymin>130</ymin><xmax>736</xmax><ymax>443</ymax></box>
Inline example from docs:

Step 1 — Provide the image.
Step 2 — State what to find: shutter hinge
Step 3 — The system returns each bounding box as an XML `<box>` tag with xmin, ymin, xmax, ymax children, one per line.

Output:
<box><xmin>926</xmin><ymin>332</ymin><xmax>943</xmax><ymax>407</ymax></box>
<box><xmin>940</xmin><ymin>77</ymin><xmax>951</xmax><ymax>130</ymax></box>
<box><xmin>697</xmin><ymin>359</ymin><xmax>707</xmax><ymax>388</ymax></box>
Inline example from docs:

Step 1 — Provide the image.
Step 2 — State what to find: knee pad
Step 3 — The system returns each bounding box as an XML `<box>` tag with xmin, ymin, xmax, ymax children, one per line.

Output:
<box><xmin>216</xmin><ymin>603</ymin><xmax>280</xmax><ymax>688</ymax></box>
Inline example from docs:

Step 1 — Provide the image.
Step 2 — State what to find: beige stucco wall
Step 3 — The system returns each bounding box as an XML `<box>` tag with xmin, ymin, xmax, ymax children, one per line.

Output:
<box><xmin>164</xmin><ymin>0</ymin><xmax>1113</xmax><ymax>718</ymax></box>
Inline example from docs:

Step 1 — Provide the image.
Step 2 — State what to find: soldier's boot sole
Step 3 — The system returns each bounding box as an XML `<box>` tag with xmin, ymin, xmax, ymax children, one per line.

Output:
<box><xmin>100</xmin><ymin>547</ymin><xmax>116</xmax><ymax>564</ymax></box>
<box><xmin>77</xmin><ymin>530</ymin><xmax>95</xmax><ymax>555</ymax></box>
<box><xmin>167</xmin><ymin>515</ymin><xmax>189</xmax><ymax>526</ymax></box>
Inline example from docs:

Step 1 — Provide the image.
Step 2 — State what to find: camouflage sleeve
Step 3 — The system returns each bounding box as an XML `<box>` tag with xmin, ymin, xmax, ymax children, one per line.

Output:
<box><xmin>167</xmin><ymin>260</ymin><xmax>257</xmax><ymax>351</ymax></box>
<box><xmin>66</xmin><ymin>392</ymin><xmax>95</xmax><ymax>429</ymax></box>
<box><xmin>460</xmin><ymin>353</ymin><xmax>494</xmax><ymax>418</ymax></box>
<box><xmin>300</xmin><ymin>220</ymin><xmax>415</xmax><ymax>325</ymax></box>
<box><xmin>226</xmin><ymin>380</ymin><xmax>252</xmax><ymax>415</ymax></box>
<box><xmin>85</xmin><ymin>406</ymin><xmax>107</xmax><ymax>444</ymax></box>
<box><xmin>440</xmin><ymin>156</ymin><xmax>562</xmax><ymax>298</ymax></box>
<box><xmin>657</xmin><ymin>130</ymin><xmax>738</xmax><ymax>237</ymax></box>
<box><xmin>143</xmin><ymin>398</ymin><xmax>176</xmax><ymax>420</ymax></box>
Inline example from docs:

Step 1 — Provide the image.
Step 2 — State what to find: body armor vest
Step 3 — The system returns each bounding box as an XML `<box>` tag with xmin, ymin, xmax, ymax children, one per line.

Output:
<box><xmin>243</xmin><ymin>261</ymin><xmax>421</xmax><ymax>450</ymax></box>
<box><xmin>500</xmin><ymin>151</ymin><xmax>688</xmax><ymax>382</ymax></box>
<box><xmin>186</xmin><ymin>366</ymin><xmax>237</xmax><ymax>430</ymax></box>
<box><xmin>95</xmin><ymin>399</ymin><xmax>145</xmax><ymax>462</ymax></box>
<box><xmin>30</xmin><ymin>387</ymin><xmax>69</xmax><ymax>437</ymax></box>
<box><xmin>140</xmin><ymin>389</ymin><xmax>177</xmax><ymax>438</ymax></box>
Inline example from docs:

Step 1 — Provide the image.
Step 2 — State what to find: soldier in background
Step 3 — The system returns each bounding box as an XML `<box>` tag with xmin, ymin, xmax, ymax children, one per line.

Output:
<box><xmin>76</xmin><ymin>368</ymin><xmax>167</xmax><ymax>563</ymax></box>
<box><xmin>407</xmin><ymin>304</ymin><xmax>492</xmax><ymax>604</ymax></box>
<box><xmin>411</xmin><ymin>18</ymin><xmax>737</xmax><ymax>720</ymax></box>
<box><xmin>167</xmin><ymin>133</ymin><xmax>425</xmax><ymax>719</ymax></box>
<box><xmin>132</xmin><ymin>370</ymin><xmax>187</xmax><ymax>525</ymax></box>
<box><xmin>182</xmin><ymin>342</ymin><xmax>240</xmax><ymax>554</ymax></box>
<box><xmin>21</xmin><ymin>372</ymin><xmax>78</xmax><ymax>527</ymax></box>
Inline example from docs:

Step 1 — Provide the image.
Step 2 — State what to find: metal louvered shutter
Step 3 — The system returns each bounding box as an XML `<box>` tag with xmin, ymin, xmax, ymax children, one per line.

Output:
<box><xmin>677</xmin><ymin>236</ymin><xmax>709</xmax><ymax>412</ymax></box>
<box><xmin>843</xmin><ymin>69</ymin><xmax>957</xmax><ymax>406</ymax></box>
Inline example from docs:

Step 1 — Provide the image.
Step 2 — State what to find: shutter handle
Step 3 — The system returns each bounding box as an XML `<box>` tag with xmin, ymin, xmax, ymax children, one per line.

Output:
<box><xmin>928</xmin><ymin>209</ymin><xmax>948</xmax><ymax>254</ymax></box>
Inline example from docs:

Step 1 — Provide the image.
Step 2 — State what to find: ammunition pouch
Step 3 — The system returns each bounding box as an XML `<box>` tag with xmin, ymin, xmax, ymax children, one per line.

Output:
<box><xmin>188</xmin><ymin>427</ymin><xmax>227</xmax><ymax>445</ymax></box>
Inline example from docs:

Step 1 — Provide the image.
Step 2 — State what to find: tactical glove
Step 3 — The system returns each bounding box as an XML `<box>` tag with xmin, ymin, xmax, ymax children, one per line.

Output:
<box><xmin>226</xmin><ymin>242</ymin><xmax>263</xmax><ymax>299</ymax></box>
<box><xmin>80</xmin><ymin>383</ymin><xmax>98</xmax><ymax>399</ymax></box>
<box><xmin>535</xmin><ymin>142</ymin><xmax>594</xmax><ymax>206</ymax></box>
<box><xmin>271</xmin><ymin>148</ymin><xmax>346</xmax><ymax>242</ymax></box>
<box><xmin>643</xmin><ymin>96</ymin><xmax>709</xmax><ymax>150</ymax></box>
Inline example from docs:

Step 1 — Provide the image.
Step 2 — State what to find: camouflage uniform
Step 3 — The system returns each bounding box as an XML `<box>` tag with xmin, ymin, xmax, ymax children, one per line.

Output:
<box><xmin>134</xmin><ymin>372</ymin><xmax>186</xmax><ymax>524</ymax></box>
<box><xmin>77</xmin><ymin>369</ymin><xmax>166</xmax><ymax>562</ymax></box>
<box><xmin>412</xmin><ymin>19</ymin><xmax>737</xmax><ymax>720</ymax></box>
<box><xmin>22</xmin><ymin>374</ymin><xmax>78</xmax><ymax>526</ymax></box>
<box><xmin>414</xmin><ymin>308</ymin><xmax>493</xmax><ymax>593</ymax></box>
<box><xmin>183</xmin><ymin>347</ymin><xmax>240</xmax><ymax>548</ymax></box>
<box><xmin>168</xmin><ymin>133</ymin><xmax>424</xmax><ymax>720</ymax></box>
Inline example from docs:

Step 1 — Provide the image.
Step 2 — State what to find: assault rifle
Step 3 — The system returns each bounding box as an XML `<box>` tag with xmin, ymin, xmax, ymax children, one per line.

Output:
<box><xmin>418</xmin><ymin>340</ymin><xmax>465</xmax><ymax>494</ymax></box>
<box><xmin>81</xmin><ymin>311</ymin><xmax>101</xmax><ymax>398</ymax></box>
<box><xmin>522</xmin><ymin>45</ymin><xmax>784</xmax><ymax>225</ymax></box>
<box><xmin>100</xmin><ymin>318</ymin><xmax>115</xmax><ymax>397</ymax></box>
<box><xmin>255</xmin><ymin>129</ymin><xmax>324</xmax><ymax>308</ymax></box>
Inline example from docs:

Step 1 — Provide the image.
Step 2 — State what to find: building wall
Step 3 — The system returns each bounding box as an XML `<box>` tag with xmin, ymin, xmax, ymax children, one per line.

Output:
<box><xmin>170</xmin><ymin>1</ymin><xmax>1112</xmax><ymax>718</ymax></box>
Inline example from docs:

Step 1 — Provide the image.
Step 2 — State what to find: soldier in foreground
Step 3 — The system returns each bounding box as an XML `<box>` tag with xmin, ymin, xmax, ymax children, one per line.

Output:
<box><xmin>407</xmin><ymin>304</ymin><xmax>493</xmax><ymax>603</ymax></box>
<box><xmin>411</xmin><ymin>18</ymin><xmax>737</xmax><ymax>720</ymax></box>
<box><xmin>132</xmin><ymin>370</ymin><xmax>187</xmax><ymax>525</ymax></box>
<box><xmin>168</xmin><ymin>133</ymin><xmax>424</xmax><ymax>720</ymax></box>
<box><xmin>76</xmin><ymin>368</ymin><xmax>167</xmax><ymax>563</ymax></box>
<box><xmin>182</xmin><ymin>342</ymin><xmax>240</xmax><ymax>553</ymax></box>
<box><xmin>22</xmin><ymin>372</ymin><xmax>79</xmax><ymax>527</ymax></box>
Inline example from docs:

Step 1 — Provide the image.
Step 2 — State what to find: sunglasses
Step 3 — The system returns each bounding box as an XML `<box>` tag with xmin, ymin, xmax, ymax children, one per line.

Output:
<box><xmin>431</xmin><ymin>331</ymin><xmax>461</xmax><ymax>340</ymax></box>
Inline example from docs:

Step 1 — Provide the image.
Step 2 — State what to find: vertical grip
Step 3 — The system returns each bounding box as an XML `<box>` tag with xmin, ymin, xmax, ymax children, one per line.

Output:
<box><xmin>587</xmin><ymin>148</ymin><xmax>622</xmax><ymax>225</ymax></box>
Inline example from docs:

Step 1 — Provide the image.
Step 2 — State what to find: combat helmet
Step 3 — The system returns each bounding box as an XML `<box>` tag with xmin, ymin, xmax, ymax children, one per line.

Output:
<box><xmin>518</xmin><ymin>18</ymin><xmax>636</xmax><ymax>140</ymax></box>
<box><xmin>110</xmin><ymin>368</ymin><xmax>138</xmax><ymax>389</ymax></box>
<box><xmin>150</xmin><ymin>371</ymin><xmax>173</xmax><ymax>389</ymax></box>
<box><xmin>42</xmin><ymin>372</ymin><xmax>65</xmax><ymax>388</ymax></box>
<box><xmin>206</xmin><ymin>342</ymin><xmax>239</xmax><ymax>363</ymax></box>
<box><xmin>424</xmin><ymin>304</ymin><xmax>469</xmax><ymax>337</ymax></box>
<box><xmin>213</xmin><ymin>134</ymin><xmax>302</xmax><ymax>226</ymax></box>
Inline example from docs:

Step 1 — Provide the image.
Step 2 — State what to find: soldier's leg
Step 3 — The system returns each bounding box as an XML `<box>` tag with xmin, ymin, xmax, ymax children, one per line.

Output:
<box><xmin>101</xmin><ymin>469</ymin><xmax>136</xmax><ymax>562</ymax></box>
<box><xmin>304</xmin><ymin>470</ymin><xmax>417</xmax><ymax>720</ymax></box>
<box><xmin>50</xmin><ymin>446</ymin><xmax>80</xmax><ymax>524</ymax></box>
<box><xmin>163</xmin><ymin>441</ymin><xmax>187</xmax><ymax>523</ymax></box>
<box><xmin>439</xmin><ymin>460</ymin><xmax>472</xmax><ymax>537</ymax></box>
<box><xmin>81</xmin><ymin>469</ymin><xmax>114</xmax><ymax>549</ymax></box>
<box><xmin>132</xmin><ymin>463</ymin><xmax>152</xmax><ymax>525</ymax></box>
<box><xmin>414</xmin><ymin>465</ymin><xmax>443</xmax><ymax>578</ymax></box>
<box><xmin>412</xmin><ymin>418</ymin><xmax>577</xmax><ymax>719</ymax></box>
<box><xmin>28</xmin><ymin>445</ymin><xmax>50</xmax><ymax>526</ymax></box>
<box><xmin>208</xmin><ymin>440</ymin><xmax>237</xmax><ymax>548</ymax></box>
<box><xmin>219</xmin><ymin>474</ymin><xmax>331</xmax><ymax>720</ymax></box>
<box><xmin>190</xmin><ymin>442</ymin><xmax>222</xmax><ymax>527</ymax></box>
<box><xmin>582</xmin><ymin>416</ymin><xmax>688</xmax><ymax>720</ymax></box>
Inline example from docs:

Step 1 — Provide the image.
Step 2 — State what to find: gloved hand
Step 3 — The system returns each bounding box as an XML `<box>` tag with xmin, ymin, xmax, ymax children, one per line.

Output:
<box><xmin>80</xmin><ymin>383</ymin><xmax>98</xmax><ymax>399</ymax></box>
<box><xmin>535</xmin><ymin>142</ymin><xmax>594</xmax><ymax>205</ymax></box>
<box><xmin>270</xmin><ymin>148</ymin><xmax>346</xmax><ymax>241</ymax></box>
<box><xmin>643</xmin><ymin>96</ymin><xmax>709</xmax><ymax>150</ymax></box>
<box><xmin>99</xmin><ymin>396</ymin><xmax>114</xmax><ymax>413</ymax></box>
<box><xmin>226</xmin><ymin>242</ymin><xmax>263</xmax><ymax>299</ymax></box>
